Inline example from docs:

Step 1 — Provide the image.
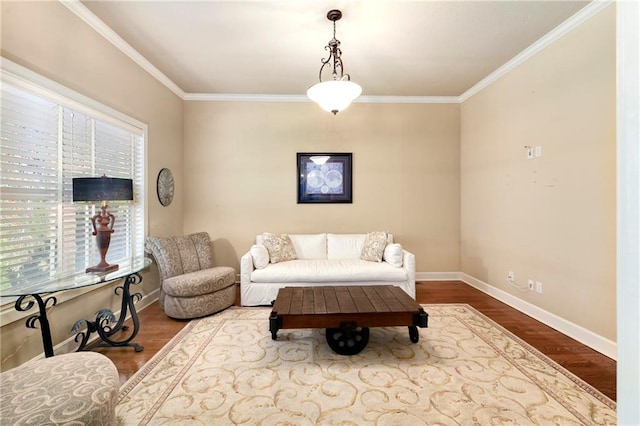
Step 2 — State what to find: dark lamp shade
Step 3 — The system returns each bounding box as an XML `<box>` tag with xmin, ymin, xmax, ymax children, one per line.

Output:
<box><xmin>73</xmin><ymin>177</ymin><xmax>133</xmax><ymax>202</ymax></box>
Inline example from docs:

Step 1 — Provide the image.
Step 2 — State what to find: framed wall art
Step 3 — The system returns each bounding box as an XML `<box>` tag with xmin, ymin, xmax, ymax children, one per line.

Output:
<box><xmin>297</xmin><ymin>153</ymin><xmax>352</xmax><ymax>203</ymax></box>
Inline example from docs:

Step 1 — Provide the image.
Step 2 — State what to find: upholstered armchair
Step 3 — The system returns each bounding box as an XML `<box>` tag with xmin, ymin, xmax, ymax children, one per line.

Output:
<box><xmin>145</xmin><ymin>232</ymin><xmax>236</xmax><ymax>319</ymax></box>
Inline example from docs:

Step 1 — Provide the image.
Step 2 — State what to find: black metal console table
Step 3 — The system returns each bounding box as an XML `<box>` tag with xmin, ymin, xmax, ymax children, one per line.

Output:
<box><xmin>0</xmin><ymin>257</ymin><xmax>151</xmax><ymax>357</ymax></box>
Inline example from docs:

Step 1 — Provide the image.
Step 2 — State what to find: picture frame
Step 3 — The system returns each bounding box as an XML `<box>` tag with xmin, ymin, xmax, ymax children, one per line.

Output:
<box><xmin>297</xmin><ymin>153</ymin><xmax>352</xmax><ymax>204</ymax></box>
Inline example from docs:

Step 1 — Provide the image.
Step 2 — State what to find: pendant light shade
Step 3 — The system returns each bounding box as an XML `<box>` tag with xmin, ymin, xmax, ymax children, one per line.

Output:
<box><xmin>308</xmin><ymin>10</ymin><xmax>361</xmax><ymax>115</ymax></box>
<box><xmin>307</xmin><ymin>80</ymin><xmax>362</xmax><ymax>115</ymax></box>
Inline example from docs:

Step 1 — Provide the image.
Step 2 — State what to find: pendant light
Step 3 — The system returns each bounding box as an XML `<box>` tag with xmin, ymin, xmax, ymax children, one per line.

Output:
<box><xmin>307</xmin><ymin>10</ymin><xmax>362</xmax><ymax>115</ymax></box>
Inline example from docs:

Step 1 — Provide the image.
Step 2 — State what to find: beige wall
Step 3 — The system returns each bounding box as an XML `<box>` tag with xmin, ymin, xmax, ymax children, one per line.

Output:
<box><xmin>460</xmin><ymin>6</ymin><xmax>616</xmax><ymax>339</ymax></box>
<box><xmin>183</xmin><ymin>101</ymin><xmax>461</xmax><ymax>272</ymax></box>
<box><xmin>0</xmin><ymin>1</ymin><xmax>183</xmax><ymax>369</ymax></box>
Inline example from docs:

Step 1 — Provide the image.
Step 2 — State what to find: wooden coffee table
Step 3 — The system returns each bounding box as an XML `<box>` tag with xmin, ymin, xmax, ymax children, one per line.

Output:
<box><xmin>269</xmin><ymin>285</ymin><xmax>428</xmax><ymax>355</ymax></box>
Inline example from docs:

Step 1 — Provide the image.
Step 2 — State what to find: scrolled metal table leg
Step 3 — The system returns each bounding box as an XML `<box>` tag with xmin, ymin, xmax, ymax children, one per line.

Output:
<box><xmin>15</xmin><ymin>294</ymin><xmax>57</xmax><ymax>358</ymax></box>
<box><xmin>72</xmin><ymin>272</ymin><xmax>144</xmax><ymax>352</ymax></box>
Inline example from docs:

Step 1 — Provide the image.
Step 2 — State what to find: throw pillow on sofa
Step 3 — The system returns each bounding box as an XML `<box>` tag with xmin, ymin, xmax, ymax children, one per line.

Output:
<box><xmin>361</xmin><ymin>231</ymin><xmax>388</xmax><ymax>262</ymax></box>
<box><xmin>250</xmin><ymin>244</ymin><xmax>270</xmax><ymax>269</ymax></box>
<box><xmin>262</xmin><ymin>233</ymin><xmax>297</xmax><ymax>263</ymax></box>
<box><xmin>383</xmin><ymin>243</ymin><xmax>403</xmax><ymax>267</ymax></box>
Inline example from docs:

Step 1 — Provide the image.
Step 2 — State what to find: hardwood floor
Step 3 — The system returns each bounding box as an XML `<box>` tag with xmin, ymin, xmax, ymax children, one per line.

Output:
<box><xmin>97</xmin><ymin>281</ymin><xmax>616</xmax><ymax>401</ymax></box>
<box><xmin>419</xmin><ymin>281</ymin><xmax>616</xmax><ymax>401</ymax></box>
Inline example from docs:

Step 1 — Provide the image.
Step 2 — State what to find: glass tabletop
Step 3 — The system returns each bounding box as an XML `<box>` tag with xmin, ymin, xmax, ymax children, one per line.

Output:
<box><xmin>0</xmin><ymin>256</ymin><xmax>152</xmax><ymax>297</ymax></box>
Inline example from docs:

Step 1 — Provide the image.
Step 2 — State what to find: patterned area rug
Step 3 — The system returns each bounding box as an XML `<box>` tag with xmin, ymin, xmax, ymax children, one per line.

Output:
<box><xmin>117</xmin><ymin>304</ymin><xmax>616</xmax><ymax>425</ymax></box>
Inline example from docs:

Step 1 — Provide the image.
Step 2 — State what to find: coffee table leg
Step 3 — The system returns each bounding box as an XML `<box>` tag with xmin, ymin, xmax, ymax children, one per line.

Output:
<box><xmin>269</xmin><ymin>312</ymin><xmax>281</xmax><ymax>340</ymax></box>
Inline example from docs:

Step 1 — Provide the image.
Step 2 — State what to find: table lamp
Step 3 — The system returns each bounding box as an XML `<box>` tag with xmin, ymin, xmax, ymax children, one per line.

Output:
<box><xmin>73</xmin><ymin>175</ymin><xmax>133</xmax><ymax>273</ymax></box>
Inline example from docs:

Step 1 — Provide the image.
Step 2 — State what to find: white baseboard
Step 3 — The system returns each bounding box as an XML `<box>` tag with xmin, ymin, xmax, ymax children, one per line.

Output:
<box><xmin>416</xmin><ymin>272</ymin><xmax>461</xmax><ymax>281</ymax></box>
<box><xmin>415</xmin><ymin>272</ymin><xmax>616</xmax><ymax>360</ymax></box>
<box><xmin>457</xmin><ymin>273</ymin><xmax>617</xmax><ymax>360</ymax></box>
<box><xmin>38</xmin><ymin>289</ymin><xmax>160</xmax><ymax>359</ymax></box>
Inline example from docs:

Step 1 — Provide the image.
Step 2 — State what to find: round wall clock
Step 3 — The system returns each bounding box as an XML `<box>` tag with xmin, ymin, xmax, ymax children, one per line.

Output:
<box><xmin>156</xmin><ymin>168</ymin><xmax>174</xmax><ymax>206</ymax></box>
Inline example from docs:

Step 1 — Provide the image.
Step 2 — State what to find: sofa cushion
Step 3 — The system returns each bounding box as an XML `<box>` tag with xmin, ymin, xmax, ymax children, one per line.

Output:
<box><xmin>262</xmin><ymin>233</ymin><xmax>297</xmax><ymax>263</ymax></box>
<box><xmin>327</xmin><ymin>234</ymin><xmax>366</xmax><ymax>259</ymax></box>
<box><xmin>361</xmin><ymin>231</ymin><xmax>388</xmax><ymax>262</ymax></box>
<box><xmin>250</xmin><ymin>245</ymin><xmax>269</xmax><ymax>269</ymax></box>
<box><xmin>383</xmin><ymin>243</ymin><xmax>404</xmax><ymax>267</ymax></box>
<box><xmin>250</xmin><ymin>259</ymin><xmax>408</xmax><ymax>283</ymax></box>
<box><xmin>289</xmin><ymin>234</ymin><xmax>327</xmax><ymax>259</ymax></box>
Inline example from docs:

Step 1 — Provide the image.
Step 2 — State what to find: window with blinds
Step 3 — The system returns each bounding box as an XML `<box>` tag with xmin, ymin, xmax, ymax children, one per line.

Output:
<box><xmin>0</xmin><ymin>67</ymin><xmax>146</xmax><ymax>293</ymax></box>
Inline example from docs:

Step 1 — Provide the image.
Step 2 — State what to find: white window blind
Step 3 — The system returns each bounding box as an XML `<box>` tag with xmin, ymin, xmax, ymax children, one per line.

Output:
<box><xmin>0</xmin><ymin>68</ymin><xmax>145</xmax><ymax>293</ymax></box>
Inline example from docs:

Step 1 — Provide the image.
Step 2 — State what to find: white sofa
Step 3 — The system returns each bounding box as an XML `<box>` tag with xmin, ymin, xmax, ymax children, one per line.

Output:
<box><xmin>240</xmin><ymin>233</ymin><xmax>416</xmax><ymax>306</ymax></box>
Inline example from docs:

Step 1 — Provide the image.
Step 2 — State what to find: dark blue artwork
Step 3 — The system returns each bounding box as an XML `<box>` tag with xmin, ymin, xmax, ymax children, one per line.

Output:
<box><xmin>304</xmin><ymin>162</ymin><xmax>344</xmax><ymax>195</ymax></box>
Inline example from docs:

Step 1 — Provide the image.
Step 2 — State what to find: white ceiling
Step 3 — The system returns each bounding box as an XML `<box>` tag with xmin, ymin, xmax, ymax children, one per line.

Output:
<box><xmin>80</xmin><ymin>1</ymin><xmax>591</xmax><ymax>98</ymax></box>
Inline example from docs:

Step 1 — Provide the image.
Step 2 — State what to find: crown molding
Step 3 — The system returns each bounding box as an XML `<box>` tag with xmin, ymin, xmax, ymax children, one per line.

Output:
<box><xmin>184</xmin><ymin>93</ymin><xmax>309</xmax><ymax>102</ymax></box>
<box><xmin>184</xmin><ymin>93</ymin><xmax>461</xmax><ymax>104</ymax></box>
<box><xmin>59</xmin><ymin>0</ymin><xmax>185</xmax><ymax>99</ymax></box>
<box><xmin>356</xmin><ymin>96</ymin><xmax>460</xmax><ymax>104</ymax></box>
<box><xmin>459</xmin><ymin>0</ymin><xmax>614</xmax><ymax>102</ymax></box>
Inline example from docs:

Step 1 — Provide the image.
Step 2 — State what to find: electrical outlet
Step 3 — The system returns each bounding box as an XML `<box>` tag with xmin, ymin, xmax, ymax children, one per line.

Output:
<box><xmin>536</xmin><ymin>281</ymin><xmax>543</xmax><ymax>294</ymax></box>
<box><xmin>535</xmin><ymin>146</ymin><xmax>543</xmax><ymax>158</ymax></box>
<box><xmin>528</xmin><ymin>279</ymin><xmax>534</xmax><ymax>291</ymax></box>
<box><xmin>508</xmin><ymin>271</ymin><xmax>514</xmax><ymax>281</ymax></box>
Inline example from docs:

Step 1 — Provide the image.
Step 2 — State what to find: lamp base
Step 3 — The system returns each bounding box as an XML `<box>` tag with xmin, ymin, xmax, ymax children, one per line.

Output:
<box><xmin>86</xmin><ymin>264</ymin><xmax>119</xmax><ymax>274</ymax></box>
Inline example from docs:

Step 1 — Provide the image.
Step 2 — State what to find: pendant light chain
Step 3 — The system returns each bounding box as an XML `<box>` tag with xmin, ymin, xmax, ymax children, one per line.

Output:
<box><xmin>330</xmin><ymin>19</ymin><xmax>342</xmax><ymax>81</ymax></box>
